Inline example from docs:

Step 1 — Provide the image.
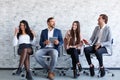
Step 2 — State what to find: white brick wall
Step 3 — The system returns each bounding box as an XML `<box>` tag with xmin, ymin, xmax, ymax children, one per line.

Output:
<box><xmin>0</xmin><ymin>0</ymin><xmax>120</xmax><ymax>68</ymax></box>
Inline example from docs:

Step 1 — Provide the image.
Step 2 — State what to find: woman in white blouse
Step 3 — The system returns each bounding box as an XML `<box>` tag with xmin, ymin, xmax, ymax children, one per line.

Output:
<box><xmin>13</xmin><ymin>20</ymin><xmax>35</xmax><ymax>80</ymax></box>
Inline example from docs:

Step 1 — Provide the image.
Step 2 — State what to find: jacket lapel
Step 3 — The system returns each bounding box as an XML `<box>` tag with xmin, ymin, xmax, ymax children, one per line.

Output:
<box><xmin>53</xmin><ymin>28</ymin><xmax>56</xmax><ymax>37</ymax></box>
<box><xmin>101</xmin><ymin>26</ymin><xmax>107</xmax><ymax>41</ymax></box>
<box><xmin>45</xmin><ymin>29</ymin><xmax>48</xmax><ymax>39</ymax></box>
<box><xmin>92</xmin><ymin>27</ymin><xmax>99</xmax><ymax>44</ymax></box>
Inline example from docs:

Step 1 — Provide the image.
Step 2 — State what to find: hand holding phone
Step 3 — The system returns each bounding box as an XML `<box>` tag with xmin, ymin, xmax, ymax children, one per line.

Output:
<box><xmin>44</xmin><ymin>40</ymin><xmax>50</xmax><ymax>45</ymax></box>
<box><xmin>54</xmin><ymin>39</ymin><xmax>59</xmax><ymax>45</ymax></box>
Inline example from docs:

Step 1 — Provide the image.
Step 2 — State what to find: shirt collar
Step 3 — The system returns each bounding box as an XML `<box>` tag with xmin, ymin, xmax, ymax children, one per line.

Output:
<box><xmin>48</xmin><ymin>27</ymin><xmax>54</xmax><ymax>31</ymax></box>
<box><xmin>99</xmin><ymin>24</ymin><xmax>106</xmax><ymax>30</ymax></box>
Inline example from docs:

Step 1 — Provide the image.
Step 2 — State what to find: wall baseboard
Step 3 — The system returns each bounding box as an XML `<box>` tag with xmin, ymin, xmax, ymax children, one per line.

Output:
<box><xmin>0</xmin><ymin>67</ymin><xmax>120</xmax><ymax>70</ymax></box>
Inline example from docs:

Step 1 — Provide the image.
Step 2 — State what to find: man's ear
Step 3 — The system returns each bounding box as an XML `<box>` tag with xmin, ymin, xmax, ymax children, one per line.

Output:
<box><xmin>103</xmin><ymin>19</ymin><xmax>106</xmax><ymax>23</ymax></box>
<box><xmin>47</xmin><ymin>22</ymin><xmax>49</xmax><ymax>25</ymax></box>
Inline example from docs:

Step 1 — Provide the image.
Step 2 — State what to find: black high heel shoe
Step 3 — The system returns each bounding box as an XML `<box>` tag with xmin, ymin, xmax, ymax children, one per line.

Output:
<box><xmin>78</xmin><ymin>64</ymin><xmax>82</xmax><ymax>72</ymax></box>
<box><xmin>26</xmin><ymin>71</ymin><xmax>34</xmax><ymax>80</ymax></box>
<box><xmin>73</xmin><ymin>69</ymin><xmax>79</xmax><ymax>78</ymax></box>
<box><xmin>15</xmin><ymin>67</ymin><xmax>22</xmax><ymax>75</ymax></box>
<box><xmin>89</xmin><ymin>65</ymin><xmax>95</xmax><ymax>76</ymax></box>
<box><xmin>100</xmin><ymin>67</ymin><xmax>105</xmax><ymax>77</ymax></box>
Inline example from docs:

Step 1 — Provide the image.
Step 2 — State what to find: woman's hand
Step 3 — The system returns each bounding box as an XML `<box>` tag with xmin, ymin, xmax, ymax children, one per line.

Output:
<box><xmin>31</xmin><ymin>30</ymin><xmax>36</xmax><ymax>37</ymax></box>
<box><xmin>14</xmin><ymin>28</ymin><xmax>19</xmax><ymax>36</ymax></box>
<box><xmin>69</xmin><ymin>45</ymin><xmax>76</xmax><ymax>48</ymax></box>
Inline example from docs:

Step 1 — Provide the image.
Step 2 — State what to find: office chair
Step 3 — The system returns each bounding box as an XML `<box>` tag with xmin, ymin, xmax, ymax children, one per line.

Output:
<box><xmin>83</xmin><ymin>39</ymin><xmax>114</xmax><ymax>77</ymax></box>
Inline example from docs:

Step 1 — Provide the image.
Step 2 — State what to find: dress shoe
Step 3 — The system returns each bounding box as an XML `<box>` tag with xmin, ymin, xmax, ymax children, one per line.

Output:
<box><xmin>48</xmin><ymin>72</ymin><xmax>55</xmax><ymax>80</ymax></box>
<box><xmin>100</xmin><ymin>67</ymin><xmax>105</xmax><ymax>77</ymax></box>
<box><xmin>89</xmin><ymin>65</ymin><xmax>95</xmax><ymax>76</ymax></box>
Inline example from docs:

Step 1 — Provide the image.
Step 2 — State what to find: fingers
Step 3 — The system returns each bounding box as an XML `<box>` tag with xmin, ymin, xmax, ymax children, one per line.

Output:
<box><xmin>31</xmin><ymin>30</ymin><xmax>36</xmax><ymax>37</ymax></box>
<box><xmin>44</xmin><ymin>40</ymin><xmax>50</xmax><ymax>45</ymax></box>
<box><xmin>95</xmin><ymin>44</ymin><xmax>101</xmax><ymax>50</ymax></box>
<box><xmin>54</xmin><ymin>40</ymin><xmax>59</xmax><ymax>45</ymax></box>
<box><xmin>44</xmin><ymin>39</ymin><xmax>59</xmax><ymax>45</ymax></box>
<box><xmin>14</xmin><ymin>27</ymin><xmax>19</xmax><ymax>36</ymax></box>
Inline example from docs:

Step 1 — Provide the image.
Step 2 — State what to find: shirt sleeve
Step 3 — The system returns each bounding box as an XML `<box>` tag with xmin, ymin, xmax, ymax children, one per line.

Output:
<box><xmin>13</xmin><ymin>36</ymin><xmax>18</xmax><ymax>46</ymax></box>
<box><xmin>64</xmin><ymin>30</ymin><xmax>70</xmax><ymax>49</ymax></box>
<box><xmin>31</xmin><ymin>37</ymin><xmax>36</xmax><ymax>45</ymax></box>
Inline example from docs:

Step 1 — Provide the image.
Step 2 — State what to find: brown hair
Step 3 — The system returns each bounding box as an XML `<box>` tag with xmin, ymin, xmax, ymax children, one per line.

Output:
<box><xmin>69</xmin><ymin>21</ymin><xmax>80</xmax><ymax>46</ymax></box>
<box><xmin>100</xmin><ymin>14</ymin><xmax>108</xmax><ymax>24</ymax></box>
<box><xmin>47</xmin><ymin>17</ymin><xmax>54</xmax><ymax>23</ymax></box>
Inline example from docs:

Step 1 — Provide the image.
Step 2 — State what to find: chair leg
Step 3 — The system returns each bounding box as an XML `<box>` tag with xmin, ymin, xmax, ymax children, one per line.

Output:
<box><xmin>105</xmin><ymin>68</ymin><xmax>115</xmax><ymax>77</ymax></box>
<box><xmin>97</xmin><ymin>68</ymin><xmax>115</xmax><ymax>77</ymax></box>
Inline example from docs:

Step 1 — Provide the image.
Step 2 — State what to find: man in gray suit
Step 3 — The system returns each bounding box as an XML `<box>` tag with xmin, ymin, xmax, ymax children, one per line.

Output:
<box><xmin>84</xmin><ymin>14</ymin><xmax>112</xmax><ymax>77</ymax></box>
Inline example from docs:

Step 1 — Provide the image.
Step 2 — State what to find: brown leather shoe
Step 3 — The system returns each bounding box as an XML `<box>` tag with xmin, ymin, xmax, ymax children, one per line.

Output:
<box><xmin>48</xmin><ymin>72</ymin><xmax>55</xmax><ymax>80</ymax></box>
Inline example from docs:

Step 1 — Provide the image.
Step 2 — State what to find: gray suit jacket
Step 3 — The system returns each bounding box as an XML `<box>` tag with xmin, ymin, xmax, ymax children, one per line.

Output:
<box><xmin>89</xmin><ymin>25</ymin><xmax>112</xmax><ymax>55</ymax></box>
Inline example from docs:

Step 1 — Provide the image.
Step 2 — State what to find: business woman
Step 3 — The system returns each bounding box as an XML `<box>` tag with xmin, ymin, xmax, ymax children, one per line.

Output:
<box><xmin>13</xmin><ymin>20</ymin><xmax>35</xmax><ymax>80</ymax></box>
<box><xmin>64</xmin><ymin>21</ymin><xmax>83</xmax><ymax>78</ymax></box>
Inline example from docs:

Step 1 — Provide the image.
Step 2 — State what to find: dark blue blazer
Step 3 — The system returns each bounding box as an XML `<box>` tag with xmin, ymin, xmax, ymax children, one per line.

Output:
<box><xmin>39</xmin><ymin>28</ymin><xmax>63</xmax><ymax>53</ymax></box>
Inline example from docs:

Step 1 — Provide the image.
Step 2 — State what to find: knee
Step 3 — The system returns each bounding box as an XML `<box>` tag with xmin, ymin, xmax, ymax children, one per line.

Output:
<box><xmin>68</xmin><ymin>48</ymin><xmax>76</xmax><ymax>54</ymax></box>
<box><xmin>27</xmin><ymin>48</ymin><xmax>33</xmax><ymax>55</ymax></box>
<box><xmin>72</xmin><ymin>49</ymin><xmax>78</xmax><ymax>55</ymax></box>
<box><xmin>84</xmin><ymin>47</ymin><xmax>89</xmax><ymax>53</ymax></box>
<box><xmin>20</xmin><ymin>48</ymin><xmax>28</xmax><ymax>55</ymax></box>
<box><xmin>23</xmin><ymin>48</ymin><xmax>27</xmax><ymax>53</ymax></box>
<box><xmin>96</xmin><ymin>50</ymin><xmax>101</xmax><ymax>55</ymax></box>
<box><xmin>52</xmin><ymin>50</ymin><xmax>58</xmax><ymax>58</ymax></box>
<box><xmin>34</xmin><ymin>50</ymin><xmax>40</xmax><ymax>59</ymax></box>
<box><xmin>73</xmin><ymin>48</ymin><xmax>77</xmax><ymax>52</ymax></box>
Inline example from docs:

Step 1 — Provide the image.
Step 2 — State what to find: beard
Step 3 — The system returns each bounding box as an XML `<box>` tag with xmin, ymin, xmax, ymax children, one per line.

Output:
<box><xmin>50</xmin><ymin>24</ymin><xmax>55</xmax><ymax>28</ymax></box>
<box><xmin>98</xmin><ymin>22</ymin><xmax>100</xmax><ymax>26</ymax></box>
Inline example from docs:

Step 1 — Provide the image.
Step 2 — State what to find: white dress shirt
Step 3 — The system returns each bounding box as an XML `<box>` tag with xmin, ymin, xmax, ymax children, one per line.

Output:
<box><xmin>13</xmin><ymin>34</ymin><xmax>36</xmax><ymax>46</ymax></box>
<box><xmin>46</xmin><ymin>28</ymin><xmax>54</xmax><ymax>47</ymax></box>
<box><xmin>96</xmin><ymin>24</ymin><xmax>106</xmax><ymax>44</ymax></box>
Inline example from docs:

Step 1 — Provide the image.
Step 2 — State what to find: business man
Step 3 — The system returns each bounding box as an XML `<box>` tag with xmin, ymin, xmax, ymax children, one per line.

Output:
<box><xmin>83</xmin><ymin>14</ymin><xmax>112</xmax><ymax>77</ymax></box>
<box><xmin>34</xmin><ymin>17</ymin><xmax>63</xmax><ymax>80</ymax></box>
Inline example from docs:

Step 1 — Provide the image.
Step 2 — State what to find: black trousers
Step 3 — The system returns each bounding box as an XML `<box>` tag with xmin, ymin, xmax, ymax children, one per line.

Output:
<box><xmin>84</xmin><ymin>45</ymin><xmax>107</xmax><ymax>67</ymax></box>
<box><xmin>67</xmin><ymin>48</ymin><xmax>80</xmax><ymax>70</ymax></box>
